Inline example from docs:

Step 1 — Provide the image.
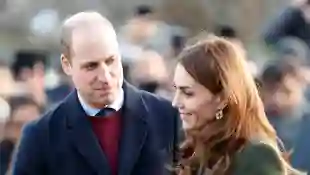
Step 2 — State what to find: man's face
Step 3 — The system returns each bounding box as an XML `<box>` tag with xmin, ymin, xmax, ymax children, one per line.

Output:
<box><xmin>262</xmin><ymin>76</ymin><xmax>304</xmax><ymax>115</ymax></box>
<box><xmin>6</xmin><ymin>104</ymin><xmax>40</xmax><ymax>140</ymax></box>
<box><xmin>61</xmin><ymin>25</ymin><xmax>123</xmax><ymax>108</ymax></box>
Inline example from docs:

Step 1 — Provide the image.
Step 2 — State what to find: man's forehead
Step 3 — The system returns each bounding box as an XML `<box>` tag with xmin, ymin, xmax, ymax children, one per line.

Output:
<box><xmin>71</xmin><ymin>23</ymin><xmax>117</xmax><ymax>42</ymax></box>
<box><xmin>70</xmin><ymin>27</ymin><xmax>119</xmax><ymax>57</ymax></box>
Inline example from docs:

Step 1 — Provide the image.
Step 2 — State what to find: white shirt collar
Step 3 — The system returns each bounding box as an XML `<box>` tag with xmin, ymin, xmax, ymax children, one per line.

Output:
<box><xmin>77</xmin><ymin>88</ymin><xmax>124</xmax><ymax>116</ymax></box>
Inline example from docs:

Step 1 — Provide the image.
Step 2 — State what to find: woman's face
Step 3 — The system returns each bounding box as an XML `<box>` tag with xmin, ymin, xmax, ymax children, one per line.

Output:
<box><xmin>172</xmin><ymin>64</ymin><xmax>223</xmax><ymax>129</ymax></box>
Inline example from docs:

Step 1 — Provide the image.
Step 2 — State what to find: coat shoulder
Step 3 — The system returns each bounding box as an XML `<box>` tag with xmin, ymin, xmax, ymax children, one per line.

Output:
<box><xmin>138</xmin><ymin>90</ymin><xmax>181</xmax><ymax>151</ymax></box>
<box><xmin>140</xmin><ymin>90</ymin><xmax>175</xmax><ymax>111</ymax></box>
<box><xmin>235</xmin><ymin>141</ymin><xmax>281</xmax><ymax>163</ymax></box>
<box><xmin>139</xmin><ymin>90</ymin><xmax>179</xmax><ymax>128</ymax></box>
<box><xmin>231</xmin><ymin>141</ymin><xmax>284</xmax><ymax>175</ymax></box>
<box><xmin>26</xmin><ymin>99</ymin><xmax>70</xmax><ymax>133</ymax></box>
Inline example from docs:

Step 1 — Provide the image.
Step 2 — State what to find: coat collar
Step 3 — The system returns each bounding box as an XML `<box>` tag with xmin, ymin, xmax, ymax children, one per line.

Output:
<box><xmin>63</xmin><ymin>81</ymin><xmax>148</xmax><ymax>175</ymax></box>
<box><xmin>77</xmin><ymin>88</ymin><xmax>124</xmax><ymax>116</ymax></box>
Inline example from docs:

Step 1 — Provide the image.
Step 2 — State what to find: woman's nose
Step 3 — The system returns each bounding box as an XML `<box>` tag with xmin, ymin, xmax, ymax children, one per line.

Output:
<box><xmin>172</xmin><ymin>92</ymin><xmax>181</xmax><ymax>108</ymax></box>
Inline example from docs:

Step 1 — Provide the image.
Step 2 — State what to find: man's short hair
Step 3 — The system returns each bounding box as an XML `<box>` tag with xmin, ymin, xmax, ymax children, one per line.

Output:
<box><xmin>135</xmin><ymin>5</ymin><xmax>153</xmax><ymax>16</ymax></box>
<box><xmin>261</xmin><ymin>62</ymin><xmax>300</xmax><ymax>85</ymax></box>
<box><xmin>216</xmin><ymin>25</ymin><xmax>238</xmax><ymax>39</ymax></box>
<box><xmin>8</xmin><ymin>96</ymin><xmax>40</xmax><ymax>120</ymax></box>
<box><xmin>11</xmin><ymin>51</ymin><xmax>47</xmax><ymax>80</ymax></box>
<box><xmin>60</xmin><ymin>11</ymin><xmax>113</xmax><ymax>59</ymax></box>
<box><xmin>60</xmin><ymin>19</ymin><xmax>74</xmax><ymax>58</ymax></box>
<box><xmin>8</xmin><ymin>96</ymin><xmax>38</xmax><ymax>112</ymax></box>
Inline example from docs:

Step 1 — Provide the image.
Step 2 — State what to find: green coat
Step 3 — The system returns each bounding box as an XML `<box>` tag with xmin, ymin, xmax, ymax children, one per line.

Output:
<box><xmin>197</xmin><ymin>141</ymin><xmax>286</xmax><ymax>175</ymax></box>
<box><xmin>230</xmin><ymin>141</ymin><xmax>284</xmax><ymax>175</ymax></box>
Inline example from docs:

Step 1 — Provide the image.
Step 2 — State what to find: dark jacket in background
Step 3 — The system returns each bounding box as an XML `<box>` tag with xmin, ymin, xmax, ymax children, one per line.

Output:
<box><xmin>291</xmin><ymin>114</ymin><xmax>310</xmax><ymax>173</ymax></box>
<box><xmin>266</xmin><ymin>104</ymin><xmax>307</xmax><ymax>151</ymax></box>
<box><xmin>264</xmin><ymin>7</ymin><xmax>310</xmax><ymax>49</ymax></box>
<box><xmin>0</xmin><ymin>139</ymin><xmax>15</xmax><ymax>175</ymax></box>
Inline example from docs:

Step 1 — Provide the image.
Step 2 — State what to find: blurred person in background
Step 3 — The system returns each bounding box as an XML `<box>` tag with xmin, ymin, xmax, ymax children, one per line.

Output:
<box><xmin>11</xmin><ymin>11</ymin><xmax>179</xmax><ymax>175</ymax></box>
<box><xmin>117</xmin><ymin>5</ymin><xmax>156</xmax><ymax>82</ymax></box>
<box><xmin>0</xmin><ymin>97</ymin><xmax>11</xmax><ymax>139</ymax></box>
<box><xmin>4</xmin><ymin>96</ymin><xmax>41</xmax><ymax>142</ymax></box>
<box><xmin>275</xmin><ymin>39</ymin><xmax>310</xmax><ymax>173</ymax></box>
<box><xmin>164</xmin><ymin>35</ymin><xmax>187</xmax><ymax>71</ymax></box>
<box><xmin>260</xmin><ymin>62</ymin><xmax>308</xmax><ymax>153</ymax></box>
<box><xmin>118</xmin><ymin>5</ymin><xmax>174</xmax><ymax>60</ymax></box>
<box><xmin>118</xmin><ymin>5</ymin><xmax>183</xmax><ymax>84</ymax></box>
<box><xmin>0</xmin><ymin>97</ymin><xmax>11</xmax><ymax>175</ymax></box>
<box><xmin>215</xmin><ymin>25</ymin><xmax>244</xmax><ymax>49</ymax></box>
<box><xmin>272</xmin><ymin>37</ymin><xmax>310</xmax><ymax>104</ymax></box>
<box><xmin>118</xmin><ymin>5</ymin><xmax>160</xmax><ymax>84</ymax></box>
<box><xmin>172</xmin><ymin>35</ymin><xmax>303</xmax><ymax>175</ymax></box>
<box><xmin>165</xmin><ymin>35</ymin><xmax>187</xmax><ymax>87</ymax></box>
<box><xmin>216</xmin><ymin>25</ymin><xmax>259</xmax><ymax>77</ymax></box>
<box><xmin>118</xmin><ymin>5</ymin><xmax>158</xmax><ymax>65</ymax></box>
<box><xmin>264</xmin><ymin>0</ymin><xmax>310</xmax><ymax>53</ymax></box>
<box><xmin>274</xmin><ymin>37</ymin><xmax>308</xmax><ymax>64</ymax></box>
<box><xmin>130</xmin><ymin>49</ymin><xmax>169</xmax><ymax>94</ymax></box>
<box><xmin>0</xmin><ymin>96</ymin><xmax>40</xmax><ymax>175</ymax></box>
<box><xmin>291</xmin><ymin>99</ymin><xmax>310</xmax><ymax>173</ymax></box>
<box><xmin>261</xmin><ymin>0</ymin><xmax>310</xmax><ymax>171</ymax></box>
<box><xmin>168</xmin><ymin>35</ymin><xmax>187</xmax><ymax>59</ymax></box>
<box><xmin>46</xmin><ymin>65</ymin><xmax>73</xmax><ymax>105</ymax></box>
<box><xmin>0</xmin><ymin>61</ymin><xmax>16</xmax><ymax>98</ymax></box>
<box><xmin>10</xmin><ymin>51</ymin><xmax>47</xmax><ymax>109</ymax></box>
<box><xmin>0</xmin><ymin>97</ymin><xmax>10</xmax><ymax>140</ymax></box>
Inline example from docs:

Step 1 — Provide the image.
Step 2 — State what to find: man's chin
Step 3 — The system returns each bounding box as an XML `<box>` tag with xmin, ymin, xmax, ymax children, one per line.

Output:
<box><xmin>92</xmin><ymin>96</ymin><xmax>115</xmax><ymax>107</ymax></box>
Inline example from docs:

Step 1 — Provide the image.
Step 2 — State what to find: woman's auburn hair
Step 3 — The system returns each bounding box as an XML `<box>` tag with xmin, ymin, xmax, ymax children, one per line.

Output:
<box><xmin>175</xmin><ymin>34</ymin><xmax>302</xmax><ymax>175</ymax></box>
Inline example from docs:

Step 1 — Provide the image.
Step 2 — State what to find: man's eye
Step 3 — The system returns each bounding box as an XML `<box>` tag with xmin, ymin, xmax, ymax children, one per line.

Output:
<box><xmin>84</xmin><ymin>63</ymin><xmax>98</xmax><ymax>70</ymax></box>
<box><xmin>105</xmin><ymin>58</ymin><xmax>114</xmax><ymax>65</ymax></box>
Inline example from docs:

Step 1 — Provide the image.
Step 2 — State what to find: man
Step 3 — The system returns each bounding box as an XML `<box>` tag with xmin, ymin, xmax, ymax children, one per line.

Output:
<box><xmin>1</xmin><ymin>96</ymin><xmax>41</xmax><ymax>175</ymax></box>
<box><xmin>0</xmin><ymin>97</ymin><xmax>11</xmax><ymax>175</ymax></box>
<box><xmin>291</xmin><ymin>112</ymin><xmax>310</xmax><ymax>173</ymax></box>
<box><xmin>260</xmin><ymin>63</ymin><xmax>307</xmax><ymax>150</ymax></box>
<box><xmin>264</xmin><ymin>0</ymin><xmax>310</xmax><ymax>51</ymax></box>
<box><xmin>11</xmin><ymin>11</ymin><xmax>179</xmax><ymax>175</ymax></box>
<box><xmin>11</xmin><ymin>51</ymin><xmax>47</xmax><ymax>108</ymax></box>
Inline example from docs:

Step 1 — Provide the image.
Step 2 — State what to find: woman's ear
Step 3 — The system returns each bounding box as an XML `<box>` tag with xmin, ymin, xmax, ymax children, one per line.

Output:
<box><xmin>214</xmin><ymin>93</ymin><xmax>228</xmax><ymax>110</ymax></box>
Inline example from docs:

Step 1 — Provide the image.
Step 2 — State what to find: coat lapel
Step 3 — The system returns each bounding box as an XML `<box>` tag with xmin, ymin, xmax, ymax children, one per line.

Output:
<box><xmin>118</xmin><ymin>82</ymin><xmax>148</xmax><ymax>175</ymax></box>
<box><xmin>64</xmin><ymin>91</ymin><xmax>111</xmax><ymax>175</ymax></box>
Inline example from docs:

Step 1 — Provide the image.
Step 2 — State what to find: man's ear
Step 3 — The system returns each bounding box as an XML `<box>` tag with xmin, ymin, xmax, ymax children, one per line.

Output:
<box><xmin>60</xmin><ymin>54</ymin><xmax>72</xmax><ymax>76</ymax></box>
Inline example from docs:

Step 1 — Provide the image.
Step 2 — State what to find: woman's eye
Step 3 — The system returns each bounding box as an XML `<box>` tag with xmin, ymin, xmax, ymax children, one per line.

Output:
<box><xmin>183</xmin><ymin>91</ymin><xmax>194</xmax><ymax>97</ymax></box>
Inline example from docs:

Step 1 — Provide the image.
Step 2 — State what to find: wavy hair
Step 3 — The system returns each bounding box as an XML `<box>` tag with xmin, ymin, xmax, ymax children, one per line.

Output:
<box><xmin>175</xmin><ymin>35</ymin><xmax>303</xmax><ymax>175</ymax></box>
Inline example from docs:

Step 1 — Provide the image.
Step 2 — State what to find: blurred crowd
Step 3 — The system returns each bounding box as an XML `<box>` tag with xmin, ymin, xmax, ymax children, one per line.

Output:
<box><xmin>1</xmin><ymin>2</ymin><xmax>310</xmax><ymax>174</ymax></box>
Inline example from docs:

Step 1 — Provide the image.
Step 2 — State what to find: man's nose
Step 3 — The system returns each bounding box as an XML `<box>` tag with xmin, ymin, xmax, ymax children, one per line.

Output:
<box><xmin>98</xmin><ymin>63</ymin><xmax>112</xmax><ymax>82</ymax></box>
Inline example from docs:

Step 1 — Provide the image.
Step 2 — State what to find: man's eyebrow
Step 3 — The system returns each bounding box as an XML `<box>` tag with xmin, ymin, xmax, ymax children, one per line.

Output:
<box><xmin>80</xmin><ymin>55</ymin><xmax>115</xmax><ymax>64</ymax></box>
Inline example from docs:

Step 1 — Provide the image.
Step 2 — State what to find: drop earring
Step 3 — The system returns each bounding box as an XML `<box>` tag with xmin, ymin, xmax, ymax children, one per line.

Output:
<box><xmin>215</xmin><ymin>109</ymin><xmax>223</xmax><ymax>120</ymax></box>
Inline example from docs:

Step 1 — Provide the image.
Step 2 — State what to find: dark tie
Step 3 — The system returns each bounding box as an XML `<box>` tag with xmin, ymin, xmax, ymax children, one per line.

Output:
<box><xmin>95</xmin><ymin>107</ymin><xmax>116</xmax><ymax>117</ymax></box>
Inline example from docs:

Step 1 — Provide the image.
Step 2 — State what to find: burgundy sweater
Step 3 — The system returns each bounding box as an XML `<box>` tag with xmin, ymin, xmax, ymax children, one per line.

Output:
<box><xmin>88</xmin><ymin>111</ymin><xmax>122</xmax><ymax>175</ymax></box>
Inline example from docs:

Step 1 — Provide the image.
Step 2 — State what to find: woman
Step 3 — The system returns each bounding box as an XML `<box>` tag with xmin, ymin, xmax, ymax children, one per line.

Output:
<box><xmin>172</xmin><ymin>35</ymin><xmax>304</xmax><ymax>175</ymax></box>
